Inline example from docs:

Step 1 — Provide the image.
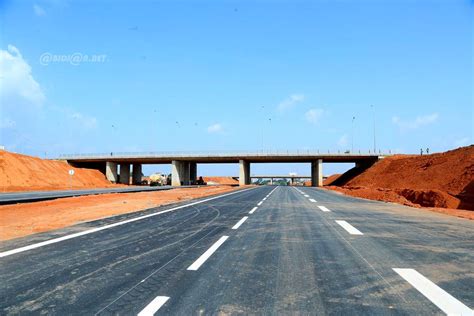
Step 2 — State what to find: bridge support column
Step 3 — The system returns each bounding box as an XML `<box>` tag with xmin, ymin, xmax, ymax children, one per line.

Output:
<box><xmin>106</xmin><ymin>162</ymin><xmax>118</xmax><ymax>183</ymax></box>
<box><xmin>172</xmin><ymin>161</ymin><xmax>195</xmax><ymax>186</ymax></box>
<box><xmin>239</xmin><ymin>160</ymin><xmax>250</xmax><ymax>186</ymax></box>
<box><xmin>120</xmin><ymin>164</ymin><xmax>130</xmax><ymax>184</ymax></box>
<box><xmin>189</xmin><ymin>162</ymin><xmax>197</xmax><ymax>185</ymax></box>
<box><xmin>172</xmin><ymin>160</ymin><xmax>185</xmax><ymax>186</ymax></box>
<box><xmin>311</xmin><ymin>159</ymin><xmax>323</xmax><ymax>187</ymax></box>
<box><xmin>132</xmin><ymin>164</ymin><xmax>142</xmax><ymax>185</ymax></box>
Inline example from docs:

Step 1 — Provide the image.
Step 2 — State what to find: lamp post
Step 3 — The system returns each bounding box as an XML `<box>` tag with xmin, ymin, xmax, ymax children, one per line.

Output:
<box><xmin>351</xmin><ymin>116</ymin><xmax>356</xmax><ymax>153</ymax></box>
<box><xmin>371</xmin><ymin>105</ymin><xmax>376</xmax><ymax>153</ymax></box>
<box><xmin>268</xmin><ymin>117</ymin><xmax>272</xmax><ymax>151</ymax></box>
<box><xmin>260</xmin><ymin>106</ymin><xmax>265</xmax><ymax>151</ymax></box>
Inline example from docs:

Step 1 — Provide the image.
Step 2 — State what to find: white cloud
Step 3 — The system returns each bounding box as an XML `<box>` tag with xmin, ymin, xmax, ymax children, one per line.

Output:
<box><xmin>0</xmin><ymin>45</ymin><xmax>45</xmax><ymax>108</ymax></box>
<box><xmin>305</xmin><ymin>108</ymin><xmax>324</xmax><ymax>124</ymax></box>
<box><xmin>277</xmin><ymin>94</ymin><xmax>305</xmax><ymax>112</ymax></box>
<box><xmin>207</xmin><ymin>123</ymin><xmax>223</xmax><ymax>133</ymax></box>
<box><xmin>337</xmin><ymin>134</ymin><xmax>348</xmax><ymax>147</ymax></box>
<box><xmin>392</xmin><ymin>113</ymin><xmax>439</xmax><ymax>131</ymax></box>
<box><xmin>33</xmin><ymin>4</ymin><xmax>46</xmax><ymax>16</ymax></box>
<box><xmin>453</xmin><ymin>137</ymin><xmax>471</xmax><ymax>148</ymax></box>
<box><xmin>0</xmin><ymin>44</ymin><xmax>98</xmax><ymax>134</ymax></box>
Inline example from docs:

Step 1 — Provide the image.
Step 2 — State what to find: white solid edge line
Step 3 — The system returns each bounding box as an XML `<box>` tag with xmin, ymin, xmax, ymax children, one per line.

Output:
<box><xmin>309</xmin><ymin>198</ymin><xmax>317</xmax><ymax>203</ymax></box>
<box><xmin>232</xmin><ymin>216</ymin><xmax>248</xmax><ymax>230</ymax></box>
<box><xmin>187</xmin><ymin>236</ymin><xmax>229</xmax><ymax>271</ymax></box>
<box><xmin>393</xmin><ymin>268</ymin><xmax>473</xmax><ymax>315</ymax></box>
<box><xmin>257</xmin><ymin>201</ymin><xmax>263</xmax><ymax>206</ymax></box>
<box><xmin>0</xmin><ymin>188</ymin><xmax>255</xmax><ymax>258</ymax></box>
<box><xmin>249</xmin><ymin>207</ymin><xmax>258</xmax><ymax>214</ymax></box>
<box><xmin>317</xmin><ymin>205</ymin><xmax>331</xmax><ymax>212</ymax></box>
<box><xmin>137</xmin><ymin>296</ymin><xmax>170</xmax><ymax>316</ymax></box>
<box><xmin>335</xmin><ymin>220</ymin><xmax>363</xmax><ymax>235</ymax></box>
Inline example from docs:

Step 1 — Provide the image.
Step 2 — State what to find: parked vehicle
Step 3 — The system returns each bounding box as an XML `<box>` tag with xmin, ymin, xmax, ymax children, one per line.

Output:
<box><xmin>149</xmin><ymin>173</ymin><xmax>170</xmax><ymax>186</ymax></box>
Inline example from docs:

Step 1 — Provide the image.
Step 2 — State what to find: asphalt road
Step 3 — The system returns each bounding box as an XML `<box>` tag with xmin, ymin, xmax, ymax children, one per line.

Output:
<box><xmin>0</xmin><ymin>186</ymin><xmax>175</xmax><ymax>204</ymax></box>
<box><xmin>0</xmin><ymin>186</ymin><xmax>472</xmax><ymax>315</ymax></box>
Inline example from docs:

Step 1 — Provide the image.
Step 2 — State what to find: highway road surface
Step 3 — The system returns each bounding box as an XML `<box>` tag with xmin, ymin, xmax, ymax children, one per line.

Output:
<box><xmin>0</xmin><ymin>186</ymin><xmax>473</xmax><ymax>315</ymax></box>
<box><xmin>0</xmin><ymin>186</ymin><xmax>175</xmax><ymax>205</ymax></box>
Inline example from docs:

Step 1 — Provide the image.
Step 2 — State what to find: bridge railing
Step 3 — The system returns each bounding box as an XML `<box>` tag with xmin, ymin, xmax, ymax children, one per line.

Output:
<box><xmin>58</xmin><ymin>149</ymin><xmax>392</xmax><ymax>159</ymax></box>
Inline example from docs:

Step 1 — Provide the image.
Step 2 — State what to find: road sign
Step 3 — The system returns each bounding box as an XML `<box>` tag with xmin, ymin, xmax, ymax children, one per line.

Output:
<box><xmin>69</xmin><ymin>169</ymin><xmax>75</xmax><ymax>176</ymax></box>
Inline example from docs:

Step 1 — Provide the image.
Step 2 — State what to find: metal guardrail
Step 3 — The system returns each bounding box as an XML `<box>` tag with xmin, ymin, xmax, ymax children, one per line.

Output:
<box><xmin>58</xmin><ymin>149</ymin><xmax>391</xmax><ymax>160</ymax></box>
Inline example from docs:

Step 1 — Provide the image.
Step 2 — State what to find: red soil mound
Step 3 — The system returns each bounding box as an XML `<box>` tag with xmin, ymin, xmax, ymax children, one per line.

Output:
<box><xmin>302</xmin><ymin>174</ymin><xmax>341</xmax><ymax>186</ymax></box>
<box><xmin>327</xmin><ymin>146</ymin><xmax>474</xmax><ymax>211</ymax></box>
<box><xmin>203</xmin><ymin>177</ymin><xmax>239</xmax><ymax>185</ymax></box>
<box><xmin>0</xmin><ymin>150</ymin><xmax>116</xmax><ymax>192</ymax></box>
<box><xmin>324</xmin><ymin>174</ymin><xmax>341</xmax><ymax>186</ymax></box>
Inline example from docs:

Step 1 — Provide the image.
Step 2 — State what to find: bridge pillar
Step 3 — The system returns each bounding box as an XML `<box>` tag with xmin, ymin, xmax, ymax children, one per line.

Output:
<box><xmin>106</xmin><ymin>162</ymin><xmax>118</xmax><ymax>183</ymax></box>
<box><xmin>311</xmin><ymin>159</ymin><xmax>323</xmax><ymax>187</ymax></box>
<box><xmin>132</xmin><ymin>164</ymin><xmax>142</xmax><ymax>185</ymax></box>
<box><xmin>239</xmin><ymin>160</ymin><xmax>250</xmax><ymax>186</ymax></box>
<box><xmin>189</xmin><ymin>162</ymin><xmax>197</xmax><ymax>185</ymax></box>
<box><xmin>172</xmin><ymin>160</ymin><xmax>185</xmax><ymax>186</ymax></box>
<box><xmin>119</xmin><ymin>164</ymin><xmax>130</xmax><ymax>184</ymax></box>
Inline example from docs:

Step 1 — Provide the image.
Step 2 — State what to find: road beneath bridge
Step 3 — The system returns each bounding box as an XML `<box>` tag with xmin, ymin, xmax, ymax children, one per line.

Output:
<box><xmin>1</xmin><ymin>186</ymin><xmax>472</xmax><ymax>315</ymax></box>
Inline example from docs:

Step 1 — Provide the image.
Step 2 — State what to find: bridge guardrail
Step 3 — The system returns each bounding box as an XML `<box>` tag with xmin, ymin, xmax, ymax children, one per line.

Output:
<box><xmin>58</xmin><ymin>150</ymin><xmax>392</xmax><ymax>160</ymax></box>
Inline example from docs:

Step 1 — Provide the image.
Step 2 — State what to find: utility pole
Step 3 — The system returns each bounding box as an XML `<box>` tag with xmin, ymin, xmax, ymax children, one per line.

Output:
<box><xmin>260</xmin><ymin>106</ymin><xmax>265</xmax><ymax>151</ymax></box>
<box><xmin>351</xmin><ymin>116</ymin><xmax>356</xmax><ymax>153</ymax></box>
<box><xmin>371</xmin><ymin>105</ymin><xmax>376</xmax><ymax>153</ymax></box>
<box><xmin>268</xmin><ymin>117</ymin><xmax>272</xmax><ymax>151</ymax></box>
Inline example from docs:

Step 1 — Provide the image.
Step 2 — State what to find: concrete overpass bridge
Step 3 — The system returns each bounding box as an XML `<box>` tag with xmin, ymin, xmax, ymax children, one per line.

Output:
<box><xmin>60</xmin><ymin>151</ymin><xmax>384</xmax><ymax>187</ymax></box>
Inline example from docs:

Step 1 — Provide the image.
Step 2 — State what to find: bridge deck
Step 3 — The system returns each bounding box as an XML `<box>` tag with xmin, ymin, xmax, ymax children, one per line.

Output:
<box><xmin>61</xmin><ymin>151</ymin><xmax>384</xmax><ymax>164</ymax></box>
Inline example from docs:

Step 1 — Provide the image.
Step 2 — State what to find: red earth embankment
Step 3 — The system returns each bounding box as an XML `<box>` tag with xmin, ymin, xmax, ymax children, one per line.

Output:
<box><xmin>326</xmin><ymin>146</ymin><xmax>474</xmax><ymax>216</ymax></box>
<box><xmin>324</xmin><ymin>174</ymin><xmax>342</xmax><ymax>186</ymax></box>
<box><xmin>0</xmin><ymin>150</ymin><xmax>117</xmax><ymax>192</ymax></box>
<box><xmin>203</xmin><ymin>177</ymin><xmax>239</xmax><ymax>185</ymax></box>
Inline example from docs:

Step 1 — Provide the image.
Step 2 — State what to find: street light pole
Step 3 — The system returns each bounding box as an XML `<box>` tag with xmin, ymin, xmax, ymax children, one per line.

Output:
<box><xmin>371</xmin><ymin>105</ymin><xmax>376</xmax><ymax>153</ymax></box>
<box><xmin>260</xmin><ymin>106</ymin><xmax>265</xmax><ymax>151</ymax></box>
<box><xmin>268</xmin><ymin>117</ymin><xmax>272</xmax><ymax>151</ymax></box>
<box><xmin>351</xmin><ymin>116</ymin><xmax>355</xmax><ymax>153</ymax></box>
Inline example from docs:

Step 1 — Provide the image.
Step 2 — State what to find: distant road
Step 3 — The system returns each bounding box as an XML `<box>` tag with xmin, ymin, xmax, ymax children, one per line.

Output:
<box><xmin>0</xmin><ymin>186</ymin><xmax>472</xmax><ymax>315</ymax></box>
<box><xmin>0</xmin><ymin>186</ymin><xmax>174</xmax><ymax>204</ymax></box>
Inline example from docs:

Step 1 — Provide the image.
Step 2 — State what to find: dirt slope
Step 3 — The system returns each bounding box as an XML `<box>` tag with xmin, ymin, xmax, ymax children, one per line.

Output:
<box><xmin>0</xmin><ymin>150</ymin><xmax>115</xmax><ymax>192</ymax></box>
<box><xmin>324</xmin><ymin>174</ymin><xmax>342</xmax><ymax>186</ymax></box>
<box><xmin>327</xmin><ymin>146</ymin><xmax>474</xmax><ymax>211</ymax></box>
<box><xmin>204</xmin><ymin>177</ymin><xmax>239</xmax><ymax>185</ymax></box>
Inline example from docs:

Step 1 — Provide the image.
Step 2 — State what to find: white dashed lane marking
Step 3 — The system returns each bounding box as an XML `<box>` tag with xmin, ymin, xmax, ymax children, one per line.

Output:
<box><xmin>138</xmin><ymin>296</ymin><xmax>169</xmax><ymax>316</ymax></box>
<box><xmin>187</xmin><ymin>236</ymin><xmax>229</xmax><ymax>271</ymax></box>
<box><xmin>335</xmin><ymin>220</ymin><xmax>363</xmax><ymax>235</ymax></box>
<box><xmin>232</xmin><ymin>216</ymin><xmax>248</xmax><ymax>230</ymax></box>
<box><xmin>317</xmin><ymin>205</ymin><xmax>331</xmax><ymax>212</ymax></box>
<box><xmin>393</xmin><ymin>268</ymin><xmax>473</xmax><ymax>315</ymax></box>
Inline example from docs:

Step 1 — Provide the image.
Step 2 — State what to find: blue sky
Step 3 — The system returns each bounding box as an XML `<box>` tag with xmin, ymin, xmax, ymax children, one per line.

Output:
<box><xmin>0</xmin><ymin>0</ymin><xmax>472</xmax><ymax>176</ymax></box>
